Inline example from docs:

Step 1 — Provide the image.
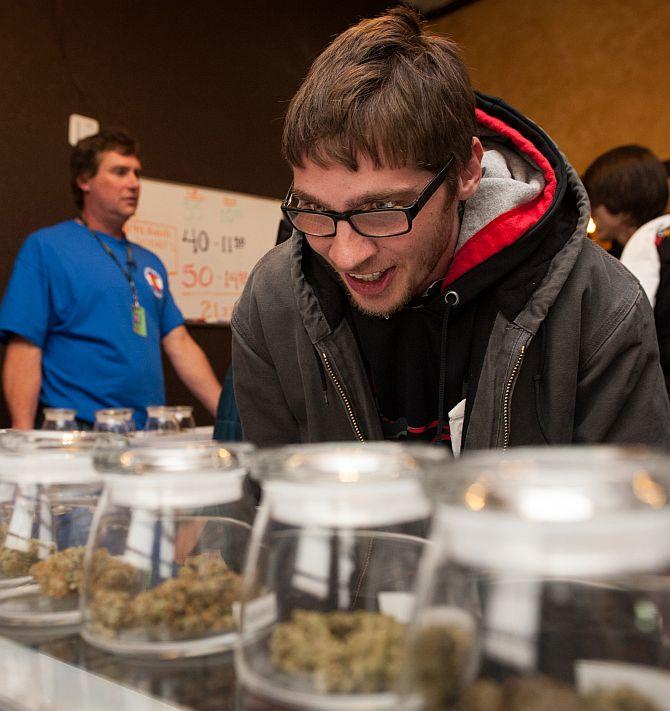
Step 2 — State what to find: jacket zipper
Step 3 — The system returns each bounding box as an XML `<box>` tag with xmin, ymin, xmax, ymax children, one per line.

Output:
<box><xmin>320</xmin><ymin>351</ymin><xmax>365</xmax><ymax>442</ymax></box>
<box><xmin>502</xmin><ymin>344</ymin><xmax>526</xmax><ymax>449</ymax></box>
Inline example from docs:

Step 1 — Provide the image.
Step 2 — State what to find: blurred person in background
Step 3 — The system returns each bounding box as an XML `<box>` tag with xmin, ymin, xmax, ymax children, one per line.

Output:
<box><xmin>231</xmin><ymin>7</ymin><xmax>670</xmax><ymax>451</ymax></box>
<box><xmin>583</xmin><ymin>145</ymin><xmax>668</xmax><ymax>259</ymax></box>
<box><xmin>584</xmin><ymin>145</ymin><xmax>670</xmax><ymax>396</ymax></box>
<box><xmin>0</xmin><ymin>130</ymin><xmax>221</xmax><ymax>429</ymax></box>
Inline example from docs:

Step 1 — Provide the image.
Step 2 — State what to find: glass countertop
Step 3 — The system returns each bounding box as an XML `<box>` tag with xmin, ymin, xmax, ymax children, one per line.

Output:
<box><xmin>0</xmin><ymin>627</ymin><xmax>240</xmax><ymax>711</ymax></box>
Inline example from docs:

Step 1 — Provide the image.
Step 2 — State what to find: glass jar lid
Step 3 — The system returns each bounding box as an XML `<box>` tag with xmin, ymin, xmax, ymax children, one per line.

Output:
<box><xmin>42</xmin><ymin>407</ymin><xmax>76</xmax><ymax>420</ymax></box>
<box><xmin>426</xmin><ymin>446</ymin><xmax>670</xmax><ymax>575</ymax></box>
<box><xmin>94</xmin><ymin>408</ymin><xmax>134</xmax><ymax>423</ymax></box>
<box><xmin>172</xmin><ymin>405</ymin><xmax>193</xmax><ymax>415</ymax></box>
<box><xmin>252</xmin><ymin>442</ymin><xmax>433</xmax><ymax>527</ymax></box>
<box><xmin>0</xmin><ymin>429</ymin><xmax>104</xmax><ymax>451</ymax></box>
<box><xmin>0</xmin><ymin>429</ymin><xmax>106</xmax><ymax>484</ymax></box>
<box><xmin>0</xmin><ymin>447</ymin><xmax>101</xmax><ymax>485</ymax></box>
<box><xmin>118</xmin><ymin>440</ymin><xmax>249</xmax><ymax>473</ymax></box>
<box><xmin>104</xmin><ymin>441</ymin><xmax>252</xmax><ymax>509</ymax></box>
<box><xmin>252</xmin><ymin>442</ymin><xmax>434</xmax><ymax>483</ymax></box>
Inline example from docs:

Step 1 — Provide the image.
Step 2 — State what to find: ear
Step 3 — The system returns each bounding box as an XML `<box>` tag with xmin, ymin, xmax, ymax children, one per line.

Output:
<box><xmin>456</xmin><ymin>137</ymin><xmax>484</xmax><ymax>201</ymax></box>
<box><xmin>76</xmin><ymin>172</ymin><xmax>92</xmax><ymax>194</ymax></box>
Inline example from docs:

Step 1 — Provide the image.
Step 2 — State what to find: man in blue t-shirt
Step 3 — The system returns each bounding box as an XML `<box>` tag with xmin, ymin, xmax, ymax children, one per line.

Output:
<box><xmin>0</xmin><ymin>130</ymin><xmax>221</xmax><ymax>428</ymax></box>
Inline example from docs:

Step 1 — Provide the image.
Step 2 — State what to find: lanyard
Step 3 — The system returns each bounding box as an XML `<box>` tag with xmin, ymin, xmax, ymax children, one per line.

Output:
<box><xmin>81</xmin><ymin>219</ymin><xmax>140</xmax><ymax>307</ymax></box>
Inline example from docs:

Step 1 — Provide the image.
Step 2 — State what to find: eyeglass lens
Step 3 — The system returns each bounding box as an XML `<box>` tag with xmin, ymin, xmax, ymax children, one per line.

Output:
<box><xmin>287</xmin><ymin>209</ymin><xmax>410</xmax><ymax>238</ymax></box>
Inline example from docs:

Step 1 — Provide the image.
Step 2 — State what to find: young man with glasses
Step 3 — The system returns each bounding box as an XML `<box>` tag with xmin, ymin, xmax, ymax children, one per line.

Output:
<box><xmin>231</xmin><ymin>7</ymin><xmax>670</xmax><ymax>450</ymax></box>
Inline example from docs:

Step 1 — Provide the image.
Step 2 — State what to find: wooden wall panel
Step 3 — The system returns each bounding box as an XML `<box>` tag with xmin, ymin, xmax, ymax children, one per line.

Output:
<box><xmin>433</xmin><ymin>0</ymin><xmax>670</xmax><ymax>173</ymax></box>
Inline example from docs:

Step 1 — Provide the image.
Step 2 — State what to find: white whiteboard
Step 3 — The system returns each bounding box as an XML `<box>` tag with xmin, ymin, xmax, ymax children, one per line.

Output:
<box><xmin>125</xmin><ymin>177</ymin><xmax>281</xmax><ymax>323</ymax></box>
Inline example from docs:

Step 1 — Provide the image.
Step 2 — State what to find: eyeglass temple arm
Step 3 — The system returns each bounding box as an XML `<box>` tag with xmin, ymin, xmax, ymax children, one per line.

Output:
<box><xmin>408</xmin><ymin>157</ymin><xmax>455</xmax><ymax>216</ymax></box>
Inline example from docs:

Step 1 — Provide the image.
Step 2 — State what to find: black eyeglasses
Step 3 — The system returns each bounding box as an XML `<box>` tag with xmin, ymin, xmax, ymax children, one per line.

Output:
<box><xmin>281</xmin><ymin>157</ymin><xmax>454</xmax><ymax>239</ymax></box>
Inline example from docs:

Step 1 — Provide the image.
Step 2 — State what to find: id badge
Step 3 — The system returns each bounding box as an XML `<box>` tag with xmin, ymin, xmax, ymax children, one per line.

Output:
<box><xmin>132</xmin><ymin>304</ymin><xmax>147</xmax><ymax>337</ymax></box>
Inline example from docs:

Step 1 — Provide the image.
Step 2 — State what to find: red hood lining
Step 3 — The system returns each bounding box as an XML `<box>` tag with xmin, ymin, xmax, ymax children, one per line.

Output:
<box><xmin>442</xmin><ymin>108</ymin><xmax>558</xmax><ymax>288</ymax></box>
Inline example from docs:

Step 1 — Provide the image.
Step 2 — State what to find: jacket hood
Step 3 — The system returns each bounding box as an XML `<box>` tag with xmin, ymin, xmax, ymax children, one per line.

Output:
<box><xmin>291</xmin><ymin>92</ymin><xmax>591</xmax><ymax>342</ymax></box>
<box><xmin>446</xmin><ymin>94</ymin><xmax>564</xmax><ymax>285</ymax></box>
<box><xmin>441</xmin><ymin>93</ymin><xmax>590</xmax><ymax>322</ymax></box>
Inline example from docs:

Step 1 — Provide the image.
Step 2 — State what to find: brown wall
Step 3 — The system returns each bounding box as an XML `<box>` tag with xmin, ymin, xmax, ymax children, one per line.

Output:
<box><xmin>0</xmin><ymin>0</ymin><xmax>386</xmax><ymax>427</ymax></box>
<box><xmin>433</xmin><ymin>0</ymin><xmax>670</xmax><ymax>173</ymax></box>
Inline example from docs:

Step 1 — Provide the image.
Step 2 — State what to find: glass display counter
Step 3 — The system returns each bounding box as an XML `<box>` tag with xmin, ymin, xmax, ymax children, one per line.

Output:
<box><xmin>0</xmin><ymin>625</ymin><xmax>330</xmax><ymax>709</ymax></box>
<box><xmin>0</xmin><ymin>628</ymin><xmax>237</xmax><ymax>710</ymax></box>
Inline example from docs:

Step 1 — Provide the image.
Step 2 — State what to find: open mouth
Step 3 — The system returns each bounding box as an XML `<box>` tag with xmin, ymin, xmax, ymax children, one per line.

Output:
<box><xmin>344</xmin><ymin>267</ymin><xmax>396</xmax><ymax>296</ymax></box>
<box><xmin>348</xmin><ymin>270</ymin><xmax>386</xmax><ymax>282</ymax></box>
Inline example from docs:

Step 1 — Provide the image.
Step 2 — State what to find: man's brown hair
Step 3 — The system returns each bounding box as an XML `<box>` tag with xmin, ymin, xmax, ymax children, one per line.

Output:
<box><xmin>583</xmin><ymin>145</ymin><xmax>668</xmax><ymax>229</ymax></box>
<box><xmin>282</xmin><ymin>5</ymin><xmax>475</xmax><ymax>191</ymax></box>
<box><xmin>70</xmin><ymin>130</ymin><xmax>140</xmax><ymax>210</ymax></box>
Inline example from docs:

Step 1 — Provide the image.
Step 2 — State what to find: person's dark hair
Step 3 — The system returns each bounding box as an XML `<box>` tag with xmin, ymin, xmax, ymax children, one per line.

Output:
<box><xmin>282</xmin><ymin>5</ymin><xmax>475</xmax><ymax>195</ymax></box>
<box><xmin>583</xmin><ymin>145</ymin><xmax>668</xmax><ymax>228</ymax></box>
<box><xmin>70</xmin><ymin>129</ymin><xmax>140</xmax><ymax>210</ymax></box>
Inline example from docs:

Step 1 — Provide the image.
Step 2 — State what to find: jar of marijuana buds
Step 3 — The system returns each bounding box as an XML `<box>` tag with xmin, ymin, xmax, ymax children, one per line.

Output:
<box><xmin>403</xmin><ymin>446</ymin><xmax>670</xmax><ymax>710</ymax></box>
<box><xmin>81</xmin><ymin>440</ymin><xmax>255</xmax><ymax>658</ymax></box>
<box><xmin>236</xmin><ymin>442</ymin><xmax>439</xmax><ymax>711</ymax></box>
<box><xmin>0</xmin><ymin>431</ymin><xmax>103</xmax><ymax>627</ymax></box>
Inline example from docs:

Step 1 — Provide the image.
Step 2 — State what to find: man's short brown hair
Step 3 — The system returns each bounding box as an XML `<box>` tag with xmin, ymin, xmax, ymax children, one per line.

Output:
<box><xmin>282</xmin><ymin>5</ymin><xmax>475</xmax><ymax>191</ymax></box>
<box><xmin>583</xmin><ymin>145</ymin><xmax>668</xmax><ymax>229</ymax></box>
<box><xmin>70</xmin><ymin>130</ymin><xmax>140</xmax><ymax>210</ymax></box>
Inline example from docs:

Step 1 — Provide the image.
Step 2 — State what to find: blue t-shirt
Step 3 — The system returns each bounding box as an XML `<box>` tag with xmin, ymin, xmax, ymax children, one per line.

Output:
<box><xmin>0</xmin><ymin>220</ymin><xmax>184</xmax><ymax>426</ymax></box>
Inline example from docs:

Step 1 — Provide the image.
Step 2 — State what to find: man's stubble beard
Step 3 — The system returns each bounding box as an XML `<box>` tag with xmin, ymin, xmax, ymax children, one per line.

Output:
<box><xmin>341</xmin><ymin>205</ymin><xmax>456</xmax><ymax>319</ymax></box>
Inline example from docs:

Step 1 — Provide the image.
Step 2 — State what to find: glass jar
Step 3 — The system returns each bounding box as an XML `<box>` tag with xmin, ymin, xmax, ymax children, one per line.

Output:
<box><xmin>41</xmin><ymin>408</ymin><xmax>77</xmax><ymax>431</ymax></box>
<box><xmin>81</xmin><ymin>440</ymin><xmax>256</xmax><ymax>658</ymax></box>
<box><xmin>0</xmin><ymin>480</ymin><xmax>17</xmax><ymax>587</ymax></box>
<box><xmin>93</xmin><ymin>408</ymin><xmax>135</xmax><ymax>434</ymax></box>
<box><xmin>171</xmin><ymin>406</ymin><xmax>196</xmax><ymax>430</ymax></box>
<box><xmin>236</xmin><ymin>442</ymin><xmax>437</xmax><ymax>710</ymax></box>
<box><xmin>0</xmin><ymin>434</ymin><xmax>103</xmax><ymax>626</ymax></box>
<box><xmin>144</xmin><ymin>406</ymin><xmax>179</xmax><ymax>433</ymax></box>
<box><xmin>404</xmin><ymin>447</ymin><xmax>670</xmax><ymax>710</ymax></box>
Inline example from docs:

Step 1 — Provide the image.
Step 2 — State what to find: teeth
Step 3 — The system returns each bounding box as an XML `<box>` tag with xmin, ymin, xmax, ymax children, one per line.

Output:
<box><xmin>349</xmin><ymin>270</ymin><xmax>384</xmax><ymax>282</ymax></box>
